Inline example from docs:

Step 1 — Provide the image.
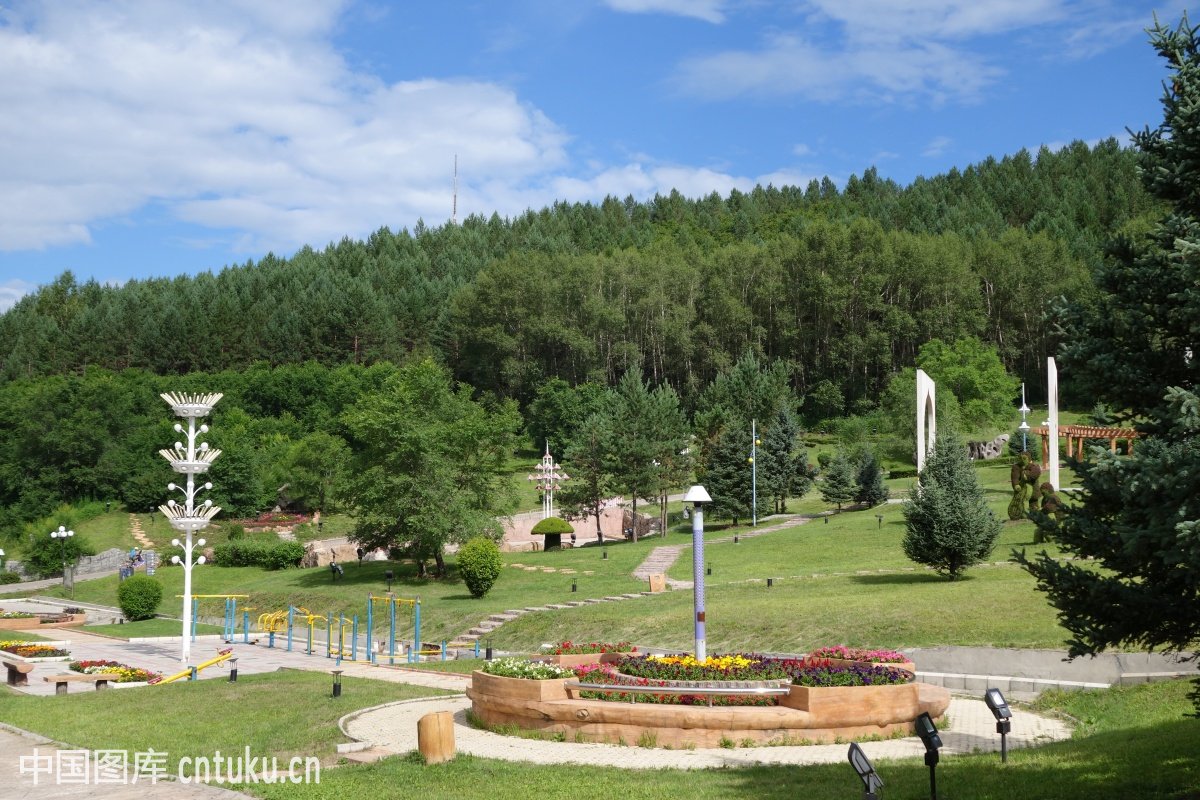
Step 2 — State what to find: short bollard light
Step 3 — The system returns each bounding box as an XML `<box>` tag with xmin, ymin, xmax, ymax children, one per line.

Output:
<box><xmin>385</xmin><ymin>570</ymin><xmax>394</xmax><ymax>592</ymax></box>
<box><xmin>914</xmin><ymin>712</ymin><xmax>943</xmax><ymax>800</ymax></box>
<box><xmin>985</xmin><ymin>687</ymin><xmax>1013</xmax><ymax>763</ymax></box>
<box><xmin>824</xmin><ymin>515</ymin><xmax>828</xmax><ymax>524</ymax></box>
<box><xmin>706</xmin><ymin>562</ymin><xmax>711</xmax><ymax>576</ymax></box>
<box><xmin>571</xmin><ymin>578</ymin><xmax>577</xmax><ymax>593</ymax></box>
<box><xmin>847</xmin><ymin>742</ymin><xmax>883</xmax><ymax>800</ymax></box>
<box><xmin>228</xmin><ymin>657</ymin><xmax>238</xmax><ymax>682</ymax></box>
<box><xmin>485</xmin><ymin>639</ymin><xmax>493</xmax><ymax>660</ymax></box>
<box><xmin>331</xmin><ymin>669</ymin><xmax>344</xmax><ymax>698</ymax></box>
<box><xmin>766</xmin><ymin>577</ymin><xmax>774</xmax><ymax>588</ymax></box>
<box><xmin>875</xmin><ymin>514</ymin><xmax>883</xmax><ymax>529</ymax></box>
<box><xmin>733</xmin><ymin>533</ymin><xmax>739</xmax><ymax>544</ymax></box>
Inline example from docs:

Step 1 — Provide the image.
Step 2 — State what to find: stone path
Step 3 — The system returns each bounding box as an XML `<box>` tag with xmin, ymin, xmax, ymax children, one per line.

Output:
<box><xmin>632</xmin><ymin>513</ymin><xmax>813</xmax><ymax>589</ymax></box>
<box><xmin>128</xmin><ymin>514</ymin><xmax>155</xmax><ymax>550</ymax></box>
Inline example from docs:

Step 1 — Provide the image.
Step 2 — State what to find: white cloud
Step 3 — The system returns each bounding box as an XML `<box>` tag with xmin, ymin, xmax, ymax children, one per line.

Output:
<box><xmin>800</xmin><ymin>0</ymin><xmax>1064</xmax><ymax>42</ymax></box>
<box><xmin>923</xmin><ymin>135</ymin><xmax>953</xmax><ymax>157</ymax></box>
<box><xmin>602</xmin><ymin>0</ymin><xmax>727</xmax><ymax>24</ymax></box>
<box><xmin>0</xmin><ymin>1</ymin><xmax>577</xmax><ymax>255</ymax></box>
<box><xmin>674</xmin><ymin>31</ymin><xmax>1000</xmax><ymax>103</ymax></box>
<box><xmin>793</xmin><ymin>143</ymin><xmax>814</xmax><ymax>157</ymax></box>
<box><xmin>0</xmin><ymin>279</ymin><xmax>36</xmax><ymax>312</ymax></box>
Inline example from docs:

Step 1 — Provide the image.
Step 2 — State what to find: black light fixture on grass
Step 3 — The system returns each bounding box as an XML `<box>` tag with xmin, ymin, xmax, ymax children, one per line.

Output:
<box><xmin>847</xmin><ymin>742</ymin><xmax>883</xmax><ymax>800</ymax></box>
<box><xmin>914</xmin><ymin>712</ymin><xmax>942</xmax><ymax>800</ymax></box>
<box><xmin>385</xmin><ymin>570</ymin><xmax>394</xmax><ymax>592</ymax></box>
<box><xmin>984</xmin><ymin>687</ymin><xmax>1013</xmax><ymax>763</ymax></box>
<box><xmin>331</xmin><ymin>669</ymin><xmax>344</xmax><ymax>698</ymax></box>
<box><xmin>571</xmin><ymin>578</ymin><xmax>577</xmax><ymax>593</ymax></box>
<box><xmin>875</xmin><ymin>514</ymin><xmax>883</xmax><ymax>529</ymax></box>
<box><xmin>228</xmin><ymin>657</ymin><xmax>238</xmax><ymax>682</ymax></box>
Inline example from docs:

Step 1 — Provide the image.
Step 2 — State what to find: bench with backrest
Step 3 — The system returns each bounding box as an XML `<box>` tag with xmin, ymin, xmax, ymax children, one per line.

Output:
<box><xmin>43</xmin><ymin>672</ymin><xmax>114</xmax><ymax>694</ymax></box>
<box><xmin>1</xmin><ymin>655</ymin><xmax>34</xmax><ymax>687</ymax></box>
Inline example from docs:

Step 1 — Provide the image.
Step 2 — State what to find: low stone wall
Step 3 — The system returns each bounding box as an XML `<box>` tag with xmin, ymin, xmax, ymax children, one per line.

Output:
<box><xmin>466</xmin><ymin>671</ymin><xmax>950</xmax><ymax>748</ymax></box>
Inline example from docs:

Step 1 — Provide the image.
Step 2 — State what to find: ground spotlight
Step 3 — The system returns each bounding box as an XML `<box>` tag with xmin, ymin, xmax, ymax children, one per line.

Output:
<box><xmin>847</xmin><ymin>742</ymin><xmax>883</xmax><ymax>800</ymax></box>
<box><xmin>914</xmin><ymin>712</ymin><xmax>942</xmax><ymax>800</ymax></box>
<box><xmin>984</xmin><ymin>687</ymin><xmax>1012</xmax><ymax>763</ymax></box>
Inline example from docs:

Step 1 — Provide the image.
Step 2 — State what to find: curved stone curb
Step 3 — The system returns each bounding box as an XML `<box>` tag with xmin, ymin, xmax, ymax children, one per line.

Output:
<box><xmin>344</xmin><ymin>695</ymin><xmax>1071</xmax><ymax>769</ymax></box>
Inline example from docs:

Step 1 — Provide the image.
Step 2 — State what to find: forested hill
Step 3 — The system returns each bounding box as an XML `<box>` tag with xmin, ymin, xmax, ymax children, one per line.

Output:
<box><xmin>0</xmin><ymin>138</ymin><xmax>1155</xmax><ymax>407</ymax></box>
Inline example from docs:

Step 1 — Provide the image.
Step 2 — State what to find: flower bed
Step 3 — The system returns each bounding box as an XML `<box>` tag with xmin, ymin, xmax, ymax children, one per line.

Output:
<box><xmin>0</xmin><ymin>610</ymin><xmax>36</xmax><ymax>619</ymax></box>
<box><xmin>70</xmin><ymin>660</ymin><xmax>161</xmax><ymax>684</ymax></box>
<box><xmin>0</xmin><ymin>641</ymin><xmax>72</xmax><ymax>662</ymax></box>
<box><xmin>574</xmin><ymin>664</ymin><xmax>776</xmax><ymax>706</ymax></box>
<box><xmin>789</xmin><ymin>660</ymin><xmax>912</xmax><ymax>687</ymax></box>
<box><xmin>618</xmin><ymin>653</ymin><xmax>789</xmax><ymax>683</ymax></box>
<box><xmin>808</xmin><ymin>645</ymin><xmax>909</xmax><ymax>664</ymax></box>
<box><xmin>483</xmin><ymin>656</ymin><xmax>575</xmax><ymax>680</ymax></box>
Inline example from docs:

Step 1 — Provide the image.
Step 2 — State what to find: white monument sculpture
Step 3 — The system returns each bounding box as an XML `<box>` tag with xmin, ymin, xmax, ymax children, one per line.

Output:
<box><xmin>1047</xmin><ymin>357</ymin><xmax>1060</xmax><ymax>490</ymax></box>
<box><xmin>915</xmin><ymin>368</ymin><xmax>937</xmax><ymax>472</ymax></box>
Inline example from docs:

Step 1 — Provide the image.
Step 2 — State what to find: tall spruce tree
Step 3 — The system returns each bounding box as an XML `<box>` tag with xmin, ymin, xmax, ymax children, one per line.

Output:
<box><xmin>856</xmin><ymin>450</ymin><xmax>889</xmax><ymax>508</ymax></box>
<box><xmin>903</xmin><ymin>433</ymin><xmax>1001</xmax><ymax>580</ymax></box>
<box><xmin>819</xmin><ymin>451</ymin><xmax>857</xmax><ymax>511</ymax></box>
<box><xmin>1018</xmin><ymin>16</ymin><xmax>1200</xmax><ymax>709</ymax></box>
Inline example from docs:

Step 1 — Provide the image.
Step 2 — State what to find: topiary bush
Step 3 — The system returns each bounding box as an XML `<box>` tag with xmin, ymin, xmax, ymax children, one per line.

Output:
<box><xmin>211</xmin><ymin>538</ymin><xmax>305</xmax><ymax>569</ymax></box>
<box><xmin>457</xmin><ymin>537</ymin><xmax>502</xmax><ymax>598</ymax></box>
<box><xmin>530</xmin><ymin>516</ymin><xmax>574</xmax><ymax>550</ymax></box>
<box><xmin>117</xmin><ymin>575</ymin><xmax>163</xmax><ymax>621</ymax></box>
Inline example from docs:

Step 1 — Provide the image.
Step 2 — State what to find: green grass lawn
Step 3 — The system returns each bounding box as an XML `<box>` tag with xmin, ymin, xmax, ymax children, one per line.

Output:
<box><xmin>81</xmin><ymin>617</ymin><xmax>226</xmax><ymax>638</ymax></box>
<box><xmin>6</xmin><ymin>459</ymin><xmax>1083</xmax><ymax>655</ymax></box>
<box><xmin>0</xmin><ymin>670</ymin><xmax>452</xmax><ymax>763</ymax></box>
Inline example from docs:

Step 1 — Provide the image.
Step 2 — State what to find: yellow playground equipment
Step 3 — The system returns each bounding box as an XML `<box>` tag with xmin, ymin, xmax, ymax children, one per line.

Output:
<box><xmin>154</xmin><ymin>647</ymin><xmax>235</xmax><ymax>685</ymax></box>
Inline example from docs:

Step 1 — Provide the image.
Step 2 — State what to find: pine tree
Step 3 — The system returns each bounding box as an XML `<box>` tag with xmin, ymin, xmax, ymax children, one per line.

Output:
<box><xmin>903</xmin><ymin>433</ymin><xmax>1001</xmax><ymax>580</ymax></box>
<box><xmin>856</xmin><ymin>450</ymin><xmax>889</xmax><ymax>508</ymax></box>
<box><xmin>761</xmin><ymin>407</ymin><xmax>802</xmax><ymax>513</ymax></box>
<box><xmin>819</xmin><ymin>452</ymin><xmax>857</xmax><ymax>511</ymax></box>
<box><xmin>1018</xmin><ymin>16</ymin><xmax>1200</xmax><ymax>710</ymax></box>
<box><xmin>702</xmin><ymin>425</ymin><xmax>758</xmax><ymax>525</ymax></box>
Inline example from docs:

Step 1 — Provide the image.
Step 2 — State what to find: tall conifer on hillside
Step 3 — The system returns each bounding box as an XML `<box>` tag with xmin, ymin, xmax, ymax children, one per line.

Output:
<box><xmin>1018</xmin><ymin>15</ymin><xmax>1200</xmax><ymax>711</ymax></box>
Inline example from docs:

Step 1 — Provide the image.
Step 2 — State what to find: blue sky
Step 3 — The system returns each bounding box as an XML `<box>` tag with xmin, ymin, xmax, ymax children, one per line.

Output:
<box><xmin>0</xmin><ymin>0</ymin><xmax>1184</xmax><ymax>310</ymax></box>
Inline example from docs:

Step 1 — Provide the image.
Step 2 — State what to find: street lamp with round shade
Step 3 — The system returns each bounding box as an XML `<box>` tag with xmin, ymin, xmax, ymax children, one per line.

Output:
<box><xmin>50</xmin><ymin>525</ymin><xmax>75</xmax><ymax>596</ymax></box>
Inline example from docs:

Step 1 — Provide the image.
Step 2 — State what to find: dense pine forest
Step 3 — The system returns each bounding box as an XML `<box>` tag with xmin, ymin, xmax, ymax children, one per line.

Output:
<box><xmin>0</xmin><ymin>139</ymin><xmax>1160</xmax><ymax>533</ymax></box>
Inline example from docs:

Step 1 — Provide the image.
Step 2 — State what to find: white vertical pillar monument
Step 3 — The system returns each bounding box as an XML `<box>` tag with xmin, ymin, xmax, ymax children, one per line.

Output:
<box><xmin>1047</xmin><ymin>358</ymin><xmax>1060</xmax><ymax>491</ymax></box>
<box><xmin>915</xmin><ymin>369</ymin><xmax>937</xmax><ymax>472</ymax></box>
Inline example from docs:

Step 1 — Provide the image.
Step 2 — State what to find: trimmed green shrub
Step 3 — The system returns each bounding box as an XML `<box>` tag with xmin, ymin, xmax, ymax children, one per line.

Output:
<box><xmin>117</xmin><ymin>575</ymin><xmax>163</xmax><ymax>621</ymax></box>
<box><xmin>530</xmin><ymin>516</ymin><xmax>573</xmax><ymax>550</ymax></box>
<box><xmin>0</xmin><ymin>571</ymin><xmax>21</xmax><ymax>585</ymax></box>
<box><xmin>211</xmin><ymin>538</ymin><xmax>305</xmax><ymax>570</ymax></box>
<box><xmin>457</xmin><ymin>537</ymin><xmax>502</xmax><ymax>598</ymax></box>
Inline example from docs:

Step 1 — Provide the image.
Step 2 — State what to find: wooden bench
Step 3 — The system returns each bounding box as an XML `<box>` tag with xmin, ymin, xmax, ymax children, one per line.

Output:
<box><xmin>43</xmin><ymin>673</ymin><xmax>113</xmax><ymax>694</ymax></box>
<box><xmin>2</xmin><ymin>656</ymin><xmax>34</xmax><ymax>687</ymax></box>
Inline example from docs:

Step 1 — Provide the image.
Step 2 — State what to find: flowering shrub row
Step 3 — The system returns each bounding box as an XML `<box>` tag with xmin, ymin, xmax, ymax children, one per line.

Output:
<box><xmin>0</xmin><ymin>643</ymin><xmax>70</xmax><ymax>658</ymax></box>
<box><xmin>550</xmin><ymin>640</ymin><xmax>636</xmax><ymax>655</ymax></box>
<box><xmin>0</xmin><ymin>610</ymin><xmax>36</xmax><ymax>619</ymax></box>
<box><xmin>808</xmin><ymin>645</ymin><xmax>909</xmax><ymax>664</ymax></box>
<box><xmin>618</xmin><ymin>653</ymin><xmax>790</xmax><ymax>682</ymax></box>
<box><xmin>482</xmin><ymin>656</ymin><xmax>575</xmax><ymax>679</ymax></box>
<box><xmin>70</xmin><ymin>660</ymin><xmax>161</xmax><ymax>683</ymax></box>
<box><xmin>573</xmin><ymin>664</ymin><xmax>776</xmax><ymax>706</ymax></box>
<box><xmin>788</xmin><ymin>660</ymin><xmax>911</xmax><ymax>687</ymax></box>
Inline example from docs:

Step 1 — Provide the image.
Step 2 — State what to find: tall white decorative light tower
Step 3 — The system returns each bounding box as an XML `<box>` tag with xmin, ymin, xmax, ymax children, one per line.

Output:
<box><xmin>158</xmin><ymin>392</ymin><xmax>223</xmax><ymax>664</ymax></box>
<box><xmin>528</xmin><ymin>444</ymin><xmax>569</xmax><ymax>519</ymax></box>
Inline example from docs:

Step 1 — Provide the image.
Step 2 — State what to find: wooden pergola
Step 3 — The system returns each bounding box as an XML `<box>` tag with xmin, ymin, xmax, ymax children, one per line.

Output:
<box><xmin>1034</xmin><ymin>425</ymin><xmax>1139</xmax><ymax>467</ymax></box>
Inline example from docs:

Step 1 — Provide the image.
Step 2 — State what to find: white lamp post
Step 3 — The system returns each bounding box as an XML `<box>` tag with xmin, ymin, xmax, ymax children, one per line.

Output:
<box><xmin>1018</xmin><ymin>383</ymin><xmax>1031</xmax><ymax>453</ymax></box>
<box><xmin>158</xmin><ymin>392</ymin><xmax>223</xmax><ymax>665</ymax></box>
<box><xmin>748</xmin><ymin>419</ymin><xmax>760</xmax><ymax>527</ymax></box>
<box><xmin>50</xmin><ymin>526</ymin><xmax>75</xmax><ymax>597</ymax></box>
<box><xmin>683</xmin><ymin>484</ymin><xmax>712</xmax><ymax>662</ymax></box>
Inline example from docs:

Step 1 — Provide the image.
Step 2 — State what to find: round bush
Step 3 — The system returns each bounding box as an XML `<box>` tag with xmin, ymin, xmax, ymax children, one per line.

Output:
<box><xmin>0</xmin><ymin>571</ymin><xmax>21</xmax><ymax>585</ymax></box>
<box><xmin>457</xmin><ymin>537</ymin><xmax>502</xmax><ymax>598</ymax></box>
<box><xmin>117</xmin><ymin>575</ymin><xmax>163</xmax><ymax>621</ymax></box>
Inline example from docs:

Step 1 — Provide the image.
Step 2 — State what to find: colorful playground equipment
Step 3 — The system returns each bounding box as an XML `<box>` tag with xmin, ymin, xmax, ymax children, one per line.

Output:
<box><xmin>154</xmin><ymin>647</ymin><xmax>235</xmax><ymax>685</ymax></box>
